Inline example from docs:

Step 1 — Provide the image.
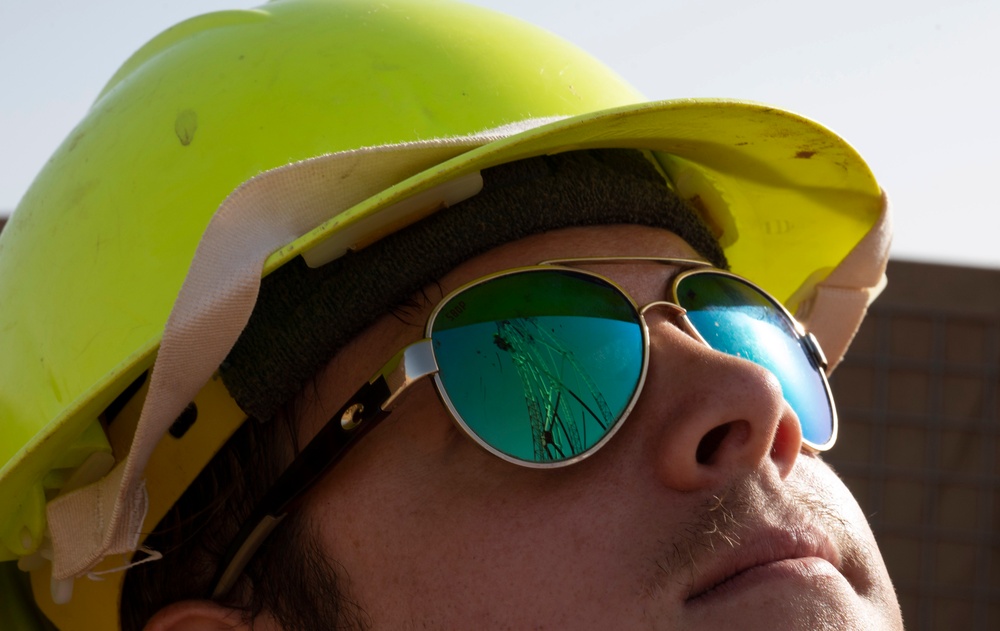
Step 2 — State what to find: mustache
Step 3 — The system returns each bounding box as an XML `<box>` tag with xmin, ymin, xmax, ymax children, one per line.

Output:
<box><xmin>644</xmin><ymin>471</ymin><xmax>859</xmax><ymax>598</ymax></box>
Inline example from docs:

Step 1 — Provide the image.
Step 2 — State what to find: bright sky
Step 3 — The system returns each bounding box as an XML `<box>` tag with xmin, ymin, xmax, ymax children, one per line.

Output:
<box><xmin>2</xmin><ymin>0</ymin><xmax>998</xmax><ymax>266</ymax></box>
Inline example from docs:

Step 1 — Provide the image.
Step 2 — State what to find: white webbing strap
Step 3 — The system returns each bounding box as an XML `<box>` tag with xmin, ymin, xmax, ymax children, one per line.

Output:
<box><xmin>43</xmin><ymin>122</ymin><xmax>554</xmax><ymax>580</ymax></box>
<box><xmin>799</xmin><ymin>192</ymin><xmax>893</xmax><ymax>372</ymax></box>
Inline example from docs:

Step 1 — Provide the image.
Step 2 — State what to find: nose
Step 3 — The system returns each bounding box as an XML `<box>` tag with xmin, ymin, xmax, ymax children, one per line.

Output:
<box><xmin>638</xmin><ymin>311</ymin><xmax>803</xmax><ymax>492</ymax></box>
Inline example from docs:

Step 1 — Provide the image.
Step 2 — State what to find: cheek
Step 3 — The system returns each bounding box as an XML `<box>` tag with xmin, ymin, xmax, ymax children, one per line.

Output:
<box><xmin>795</xmin><ymin>457</ymin><xmax>901</xmax><ymax>607</ymax></box>
<box><xmin>300</xmin><ymin>383</ymin><xmax>673</xmax><ymax>624</ymax></box>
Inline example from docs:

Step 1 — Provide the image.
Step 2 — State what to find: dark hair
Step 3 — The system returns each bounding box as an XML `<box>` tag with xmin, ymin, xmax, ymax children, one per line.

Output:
<box><xmin>119</xmin><ymin>403</ymin><xmax>369</xmax><ymax>630</ymax></box>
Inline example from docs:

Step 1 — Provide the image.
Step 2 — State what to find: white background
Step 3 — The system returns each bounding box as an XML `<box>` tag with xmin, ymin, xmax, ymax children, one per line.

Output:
<box><xmin>2</xmin><ymin>0</ymin><xmax>998</xmax><ymax>266</ymax></box>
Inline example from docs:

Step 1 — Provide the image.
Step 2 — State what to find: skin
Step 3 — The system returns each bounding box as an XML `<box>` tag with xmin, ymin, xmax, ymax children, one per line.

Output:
<box><xmin>151</xmin><ymin>225</ymin><xmax>903</xmax><ymax>630</ymax></box>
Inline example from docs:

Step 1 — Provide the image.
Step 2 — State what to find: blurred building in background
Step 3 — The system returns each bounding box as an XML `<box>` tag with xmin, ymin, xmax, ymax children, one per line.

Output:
<box><xmin>826</xmin><ymin>259</ymin><xmax>1000</xmax><ymax>630</ymax></box>
<box><xmin>0</xmin><ymin>213</ymin><xmax>996</xmax><ymax>629</ymax></box>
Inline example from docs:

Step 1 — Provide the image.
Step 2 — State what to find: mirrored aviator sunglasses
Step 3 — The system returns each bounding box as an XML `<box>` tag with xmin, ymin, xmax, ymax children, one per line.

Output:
<box><xmin>211</xmin><ymin>257</ymin><xmax>837</xmax><ymax>596</ymax></box>
<box><xmin>425</xmin><ymin>258</ymin><xmax>837</xmax><ymax>463</ymax></box>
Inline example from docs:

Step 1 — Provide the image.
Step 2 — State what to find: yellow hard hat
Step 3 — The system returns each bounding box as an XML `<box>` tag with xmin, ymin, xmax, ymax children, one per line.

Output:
<box><xmin>0</xmin><ymin>0</ymin><xmax>888</xmax><ymax>628</ymax></box>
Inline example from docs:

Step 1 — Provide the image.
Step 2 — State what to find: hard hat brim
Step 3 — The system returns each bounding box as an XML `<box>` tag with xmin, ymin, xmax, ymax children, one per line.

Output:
<box><xmin>283</xmin><ymin>98</ymin><xmax>884</xmax><ymax>313</ymax></box>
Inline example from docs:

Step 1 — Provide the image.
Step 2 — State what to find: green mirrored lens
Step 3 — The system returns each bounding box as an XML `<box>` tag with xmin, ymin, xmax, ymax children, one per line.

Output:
<box><xmin>675</xmin><ymin>273</ymin><xmax>835</xmax><ymax>447</ymax></box>
<box><xmin>431</xmin><ymin>270</ymin><xmax>644</xmax><ymax>463</ymax></box>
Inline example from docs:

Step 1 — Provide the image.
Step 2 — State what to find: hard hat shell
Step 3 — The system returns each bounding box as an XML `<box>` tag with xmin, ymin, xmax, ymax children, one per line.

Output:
<box><xmin>0</xmin><ymin>0</ymin><xmax>641</xmax><ymax>565</ymax></box>
<box><xmin>0</xmin><ymin>0</ymin><xmax>886</xmax><ymax>629</ymax></box>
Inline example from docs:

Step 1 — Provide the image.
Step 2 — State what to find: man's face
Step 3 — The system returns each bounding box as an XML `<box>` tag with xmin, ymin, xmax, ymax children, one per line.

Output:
<box><xmin>296</xmin><ymin>225</ymin><xmax>903</xmax><ymax>630</ymax></box>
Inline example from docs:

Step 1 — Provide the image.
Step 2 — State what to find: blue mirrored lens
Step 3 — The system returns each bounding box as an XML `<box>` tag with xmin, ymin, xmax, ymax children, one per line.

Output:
<box><xmin>675</xmin><ymin>273</ymin><xmax>834</xmax><ymax>447</ymax></box>
<box><xmin>431</xmin><ymin>271</ymin><xmax>644</xmax><ymax>463</ymax></box>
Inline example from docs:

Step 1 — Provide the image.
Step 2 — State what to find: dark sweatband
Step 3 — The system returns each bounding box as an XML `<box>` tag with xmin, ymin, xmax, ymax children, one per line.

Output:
<box><xmin>221</xmin><ymin>149</ymin><xmax>727</xmax><ymax>421</ymax></box>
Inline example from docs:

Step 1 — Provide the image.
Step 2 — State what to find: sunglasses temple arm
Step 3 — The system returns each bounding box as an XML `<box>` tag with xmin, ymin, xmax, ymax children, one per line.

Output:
<box><xmin>209</xmin><ymin>339</ymin><xmax>438</xmax><ymax>598</ymax></box>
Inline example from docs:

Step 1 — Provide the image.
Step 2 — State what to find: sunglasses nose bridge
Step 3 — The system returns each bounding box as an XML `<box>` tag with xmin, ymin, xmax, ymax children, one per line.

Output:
<box><xmin>638</xmin><ymin>300</ymin><xmax>686</xmax><ymax>319</ymax></box>
<box><xmin>638</xmin><ymin>300</ymin><xmax>695</xmax><ymax>336</ymax></box>
<box><xmin>638</xmin><ymin>301</ymin><xmax>715</xmax><ymax>360</ymax></box>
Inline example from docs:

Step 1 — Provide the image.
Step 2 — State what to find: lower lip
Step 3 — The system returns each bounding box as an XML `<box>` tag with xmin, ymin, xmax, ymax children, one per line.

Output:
<box><xmin>687</xmin><ymin>557</ymin><xmax>843</xmax><ymax>606</ymax></box>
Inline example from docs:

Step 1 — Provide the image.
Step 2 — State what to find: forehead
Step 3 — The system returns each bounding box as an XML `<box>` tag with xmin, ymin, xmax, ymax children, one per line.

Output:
<box><xmin>437</xmin><ymin>224</ymin><xmax>705</xmax><ymax>290</ymax></box>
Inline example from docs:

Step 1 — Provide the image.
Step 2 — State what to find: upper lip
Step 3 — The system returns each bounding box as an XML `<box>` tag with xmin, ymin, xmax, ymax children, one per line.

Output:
<box><xmin>684</xmin><ymin>525</ymin><xmax>842</xmax><ymax>602</ymax></box>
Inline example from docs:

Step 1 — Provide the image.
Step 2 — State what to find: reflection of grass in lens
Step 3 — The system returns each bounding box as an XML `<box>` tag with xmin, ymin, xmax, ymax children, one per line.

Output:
<box><xmin>435</xmin><ymin>315</ymin><xmax>642</xmax><ymax>462</ymax></box>
<box><xmin>494</xmin><ymin>318</ymin><xmax>611</xmax><ymax>461</ymax></box>
<box><xmin>433</xmin><ymin>270</ymin><xmax>643</xmax><ymax>462</ymax></box>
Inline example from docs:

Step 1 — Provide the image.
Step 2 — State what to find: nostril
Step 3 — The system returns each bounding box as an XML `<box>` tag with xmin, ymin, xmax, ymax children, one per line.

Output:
<box><xmin>694</xmin><ymin>421</ymin><xmax>754</xmax><ymax>465</ymax></box>
<box><xmin>695</xmin><ymin>424</ymin><xmax>732</xmax><ymax>465</ymax></box>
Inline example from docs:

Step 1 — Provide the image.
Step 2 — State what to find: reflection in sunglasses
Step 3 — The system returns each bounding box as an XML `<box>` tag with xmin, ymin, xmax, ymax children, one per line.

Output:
<box><xmin>493</xmin><ymin>317</ymin><xmax>614</xmax><ymax>461</ymax></box>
